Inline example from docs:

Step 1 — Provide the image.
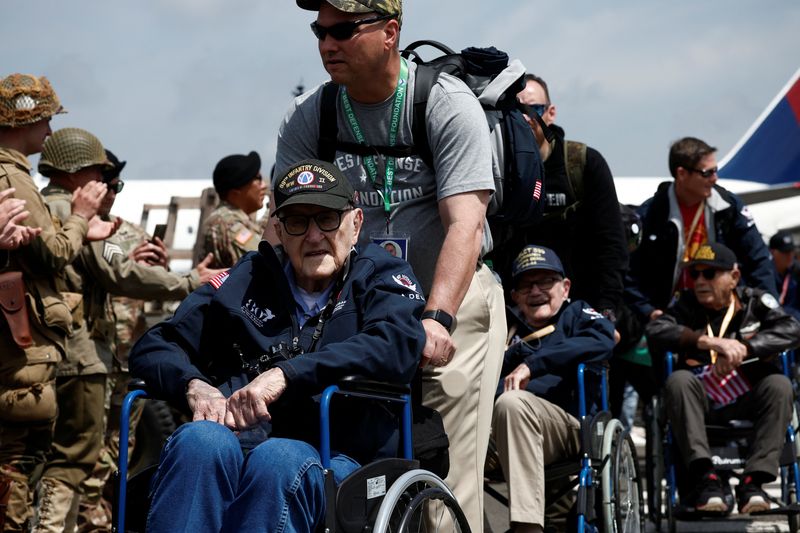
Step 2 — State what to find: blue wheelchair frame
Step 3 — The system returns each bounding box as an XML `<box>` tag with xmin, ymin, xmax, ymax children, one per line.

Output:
<box><xmin>658</xmin><ymin>351</ymin><xmax>800</xmax><ymax>532</ymax></box>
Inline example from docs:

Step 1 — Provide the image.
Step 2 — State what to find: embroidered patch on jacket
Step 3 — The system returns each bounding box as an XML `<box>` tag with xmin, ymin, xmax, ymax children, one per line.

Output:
<box><xmin>102</xmin><ymin>242</ymin><xmax>124</xmax><ymax>263</ymax></box>
<box><xmin>235</xmin><ymin>228</ymin><xmax>254</xmax><ymax>245</ymax></box>
<box><xmin>582</xmin><ymin>307</ymin><xmax>604</xmax><ymax>320</ymax></box>
<box><xmin>209</xmin><ymin>270</ymin><xmax>230</xmax><ymax>289</ymax></box>
<box><xmin>392</xmin><ymin>274</ymin><xmax>418</xmax><ymax>293</ymax></box>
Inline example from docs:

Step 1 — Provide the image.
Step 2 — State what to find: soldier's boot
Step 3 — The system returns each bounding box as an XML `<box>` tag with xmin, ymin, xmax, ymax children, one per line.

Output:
<box><xmin>0</xmin><ymin>465</ymin><xmax>33</xmax><ymax>533</ymax></box>
<box><xmin>31</xmin><ymin>476</ymin><xmax>76</xmax><ymax>533</ymax></box>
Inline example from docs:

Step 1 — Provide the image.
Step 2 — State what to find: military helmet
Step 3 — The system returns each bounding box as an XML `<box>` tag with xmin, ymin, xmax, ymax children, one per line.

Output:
<box><xmin>38</xmin><ymin>128</ymin><xmax>112</xmax><ymax>176</ymax></box>
<box><xmin>0</xmin><ymin>74</ymin><xmax>65</xmax><ymax>128</ymax></box>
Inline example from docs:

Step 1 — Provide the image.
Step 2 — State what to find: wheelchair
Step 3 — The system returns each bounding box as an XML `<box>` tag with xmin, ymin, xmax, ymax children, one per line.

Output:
<box><xmin>484</xmin><ymin>363</ymin><xmax>645</xmax><ymax>532</ymax></box>
<box><xmin>646</xmin><ymin>351</ymin><xmax>800</xmax><ymax>533</ymax></box>
<box><xmin>113</xmin><ymin>377</ymin><xmax>470</xmax><ymax>532</ymax></box>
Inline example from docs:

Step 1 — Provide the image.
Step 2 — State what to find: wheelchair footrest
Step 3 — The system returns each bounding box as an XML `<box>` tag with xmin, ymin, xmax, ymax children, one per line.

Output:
<box><xmin>752</xmin><ymin>502</ymin><xmax>800</xmax><ymax>516</ymax></box>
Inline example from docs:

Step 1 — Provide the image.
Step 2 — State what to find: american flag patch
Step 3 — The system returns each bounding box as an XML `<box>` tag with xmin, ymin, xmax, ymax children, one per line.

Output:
<box><xmin>693</xmin><ymin>365</ymin><xmax>751</xmax><ymax>406</ymax></box>
<box><xmin>532</xmin><ymin>181</ymin><xmax>542</xmax><ymax>201</ymax></box>
<box><xmin>208</xmin><ymin>270</ymin><xmax>230</xmax><ymax>290</ymax></box>
<box><xmin>102</xmin><ymin>242</ymin><xmax>124</xmax><ymax>263</ymax></box>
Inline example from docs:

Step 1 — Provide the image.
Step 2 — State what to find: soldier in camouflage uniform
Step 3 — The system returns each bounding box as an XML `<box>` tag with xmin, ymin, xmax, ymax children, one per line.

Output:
<box><xmin>0</xmin><ymin>74</ymin><xmax>115</xmax><ymax>532</ymax></box>
<box><xmin>200</xmin><ymin>151</ymin><xmax>267</xmax><ymax>268</ymax></box>
<box><xmin>34</xmin><ymin>131</ymin><xmax>221</xmax><ymax>532</ymax></box>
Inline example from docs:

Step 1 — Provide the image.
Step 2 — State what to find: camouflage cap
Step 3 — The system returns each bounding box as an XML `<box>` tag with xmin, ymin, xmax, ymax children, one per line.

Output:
<box><xmin>38</xmin><ymin>127</ymin><xmax>112</xmax><ymax>176</ymax></box>
<box><xmin>297</xmin><ymin>0</ymin><xmax>402</xmax><ymax>19</ymax></box>
<box><xmin>0</xmin><ymin>74</ymin><xmax>66</xmax><ymax>128</ymax></box>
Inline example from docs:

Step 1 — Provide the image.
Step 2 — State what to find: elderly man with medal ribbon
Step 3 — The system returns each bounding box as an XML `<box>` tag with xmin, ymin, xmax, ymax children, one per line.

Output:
<box><xmin>647</xmin><ymin>242</ymin><xmax>800</xmax><ymax>515</ymax></box>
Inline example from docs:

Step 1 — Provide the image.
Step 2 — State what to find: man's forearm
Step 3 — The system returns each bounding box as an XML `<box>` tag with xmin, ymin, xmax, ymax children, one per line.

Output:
<box><xmin>426</xmin><ymin>220</ymin><xmax>483</xmax><ymax>315</ymax></box>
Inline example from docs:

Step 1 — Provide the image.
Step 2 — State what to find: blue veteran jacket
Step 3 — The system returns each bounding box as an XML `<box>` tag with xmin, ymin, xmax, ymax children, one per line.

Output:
<box><xmin>129</xmin><ymin>242</ymin><xmax>426</xmax><ymax>464</ymax></box>
<box><xmin>499</xmin><ymin>300</ymin><xmax>615</xmax><ymax>417</ymax></box>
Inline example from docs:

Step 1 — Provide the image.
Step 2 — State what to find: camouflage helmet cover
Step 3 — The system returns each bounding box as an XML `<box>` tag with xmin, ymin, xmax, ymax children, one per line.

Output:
<box><xmin>0</xmin><ymin>74</ymin><xmax>66</xmax><ymax>128</ymax></box>
<box><xmin>38</xmin><ymin>127</ymin><xmax>112</xmax><ymax>176</ymax></box>
<box><xmin>297</xmin><ymin>0</ymin><xmax>402</xmax><ymax>24</ymax></box>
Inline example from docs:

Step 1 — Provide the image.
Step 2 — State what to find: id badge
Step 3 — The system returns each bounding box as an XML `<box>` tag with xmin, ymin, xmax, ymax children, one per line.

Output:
<box><xmin>370</xmin><ymin>231</ymin><xmax>410</xmax><ymax>261</ymax></box>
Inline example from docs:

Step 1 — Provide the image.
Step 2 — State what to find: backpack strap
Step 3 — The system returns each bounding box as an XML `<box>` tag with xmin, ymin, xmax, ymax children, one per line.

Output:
<box><xmin>318</xmin><ymin>81</ymin><xmax>340</xmax><ymax>163</ymax></box>
<box><xmin>411</xmin><ymin>64</ymin><xmax>440</xmax><ymax>170</ymax></box>
<box><xmin>560</xmin><ymin>140</ymin><xmax>587</xmax><ymax>219</ymax></box>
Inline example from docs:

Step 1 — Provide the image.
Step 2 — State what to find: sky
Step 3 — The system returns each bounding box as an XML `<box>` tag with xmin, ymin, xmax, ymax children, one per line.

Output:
<box><xmin>4</xmin><ymin>0</ymin><xmax>799</xmax><ymax>183</ymax></box>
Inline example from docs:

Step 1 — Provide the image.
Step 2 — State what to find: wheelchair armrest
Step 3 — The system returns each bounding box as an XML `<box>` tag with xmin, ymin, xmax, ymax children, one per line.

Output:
<box><xmin>337</xmin><ymin>375</ymin><xmax>411</xmax><ymax>397</ymax></box>
<box><xmin>127</xmin><ymin>378</ymin><xmax>148</xmax><ymax>392</ymax></box>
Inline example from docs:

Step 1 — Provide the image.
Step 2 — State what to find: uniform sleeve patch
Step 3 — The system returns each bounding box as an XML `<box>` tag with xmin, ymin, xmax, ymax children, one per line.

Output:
<box><xmin>761</xmin><ymin>292</ymin><xmax>779</xmax><ymax>309</ymax></box>
<box><xmin>392</xmin><ymin>273</ymin><xmax>418</xmax><ymax>293</ymax></box>
<box><xmin>209</xmin><ymin>270</ymin><xmax>230</xmax><ymax>289</ymax></box>
<box><xmin>582</xmin><ymin>307</ymin><xmax>604</xmax><ymax>320</ymax></box>
<box><xmin>102</xmin><ymin>242</ymin><xmax>124</xmax><ymax>263</ymax></box>
<box><xmin>235</xmin><ymin>228</ymin><xmax>254</xmax><ymax>245</ymax></box>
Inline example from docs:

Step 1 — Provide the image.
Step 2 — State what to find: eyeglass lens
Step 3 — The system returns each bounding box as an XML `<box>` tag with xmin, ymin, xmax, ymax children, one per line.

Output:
<box><xmin>688</xmin><ymin>268</ymin><xmax>717</xmax><ymax>280</ymax></box>
<box><xmin>310</xmin><ymin>14</ymin><xmax>391</xmax><ymax>41</ymax></box>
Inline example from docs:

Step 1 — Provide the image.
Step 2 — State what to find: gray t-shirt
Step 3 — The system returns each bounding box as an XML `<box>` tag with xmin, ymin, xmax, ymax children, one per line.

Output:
<box><xmin>275</xmin><ymin>61</ymin><xmax>494</xmax><ymax>294</ymax></box>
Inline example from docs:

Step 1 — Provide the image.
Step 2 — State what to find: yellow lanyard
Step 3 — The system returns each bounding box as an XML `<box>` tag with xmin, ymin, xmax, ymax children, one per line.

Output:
<box><xmin>706</xmin><ymin>298</ymin><xmax>736</xmax><ymax>364</ymax></box>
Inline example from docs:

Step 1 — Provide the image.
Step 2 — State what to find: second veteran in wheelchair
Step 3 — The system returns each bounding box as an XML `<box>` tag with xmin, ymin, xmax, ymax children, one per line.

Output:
<box><xmin>646</xmin><ymin>242</ymin><xmax>800</xmax><ymax>515</ymax></box>
<box><xmin>128</xmin><ymin>159</ymin><xmax>426</xmax><ymax>532</ymax></box>
<box><xmin>492</xmin><ymin>245</ymin><xmax>616</xmax><ymax>533</ymax></box>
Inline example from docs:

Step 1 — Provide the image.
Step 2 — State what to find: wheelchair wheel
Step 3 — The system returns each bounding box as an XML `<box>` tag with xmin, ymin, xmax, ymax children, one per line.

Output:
<box><xmin>645</xmin><ymin>397</ymin><xmax>664</xmax><ymax>530</ymax></box>
<box><xmin>372</xmin><ymin>469</ymin><xmax>470</xmax><ymax>533</ymax></box>
<box><xmin>601</xmin><ymin>419</ymin><xmax>644</xmax><ymax>532</ymax></box>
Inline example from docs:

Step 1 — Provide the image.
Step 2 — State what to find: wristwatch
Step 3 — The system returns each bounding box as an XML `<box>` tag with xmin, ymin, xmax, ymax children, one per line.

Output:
<box><xmin>421</xmin><ymin>309</ymin><xmax>456</xmax><ymax>334</ymax></box>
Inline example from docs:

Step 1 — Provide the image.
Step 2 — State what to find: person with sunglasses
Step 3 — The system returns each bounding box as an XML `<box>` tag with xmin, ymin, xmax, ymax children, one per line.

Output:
<box><xmin>275</xmin><ymin>2</ymin><xmax>504</xmax><ymax>529</ymax></box>
<box><xmin>129</xmin><ymin>159</ymin><xmax>426</xmax><ymax>532</ymax></box>
<box><xmin>626</xmin><ymin>136</ymin><xmax>777</xmax><ymax>337</ymax></box>
<box><xmin>646</xmin><ymin>242</ymin><xmax>800</xmax><ymax>515</ymax></box>
<box><xmin>36</xmin><ymin>135</ymin><xmax>224</xmax><ymax>532</ymax></box>
<box><xmin>491</xmin><ymin>245</ymin><xmax>615</xmax><ymax>533</ymax></box>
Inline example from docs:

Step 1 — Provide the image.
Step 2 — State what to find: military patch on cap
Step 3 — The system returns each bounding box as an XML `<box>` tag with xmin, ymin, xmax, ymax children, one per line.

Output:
<box><xmin>694</xmin><ymin>245</ymin><xmax>716</xmax><ymax>261</ymax></box>
<box><xmin>102</xmin><ymin>242</ymin><xmax>124</xmax><ymax>263</ymax></box>
<box><xmin>278</xmin><ymin>163</ymin><xmax>340</xmax><ymax>195</ymax></box>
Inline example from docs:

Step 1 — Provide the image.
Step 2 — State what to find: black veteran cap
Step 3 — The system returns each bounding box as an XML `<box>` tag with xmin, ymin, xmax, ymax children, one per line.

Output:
<box><xmin>687</xmin><ymin>242</ymin><xmax>737</xmax><ymax>270</ymax></box>
<box><xmin>273</xmin><ymin>159</ymin><xmax>355</xmax><ymax>214</ymax></box>
<box><xmin>213</xmin><ymin>151</ymin><xmax>261</xmax><ymax>194</ymax></box>
<box><xmin>769</xmin><ymin>230</ymin><xmax>795</xmax><ymax>252</ymax></box>
<box><xmin>511</xmin><ymin>245</ymin><xmax>565</xmax><ymax>280</ymax></box>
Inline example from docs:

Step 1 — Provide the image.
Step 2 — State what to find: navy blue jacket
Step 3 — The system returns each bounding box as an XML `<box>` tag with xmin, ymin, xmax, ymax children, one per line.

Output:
<box><xmin>499</xmin><ymin>300</ymin><xmax>615</xmax><ymax>416</ymax></box>
<box><xmin>626</xmin><ymin>182</ymin><xmax>777</xmax><ymax>319</ymax></box>
<box><xmin>775</xmin><ymin>263</ymin><xmax>800</xmax><ymax>322</ymax></box>
<box><xmin>129</xmin><ymin>242</ymin><xmax>426</xmax><ymax>464</ymax></box>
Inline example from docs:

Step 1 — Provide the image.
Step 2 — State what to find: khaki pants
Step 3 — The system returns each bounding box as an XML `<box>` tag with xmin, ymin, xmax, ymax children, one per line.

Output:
<box><xmin>492</xmin><ymin>390</ymin><xmax>581</xmax><ymax>528</ymax></box>
<box><xmin>422</xmin><ymin>265</ymin><xmax>506</xmax><ymax>532</ymax></box>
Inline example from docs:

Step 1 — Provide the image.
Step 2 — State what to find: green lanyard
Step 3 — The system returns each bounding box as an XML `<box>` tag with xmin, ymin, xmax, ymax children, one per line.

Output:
<box><xmin>340</xmin><ymin>58</ymin><xmax>409</xmax><ymax>221</ymax></box>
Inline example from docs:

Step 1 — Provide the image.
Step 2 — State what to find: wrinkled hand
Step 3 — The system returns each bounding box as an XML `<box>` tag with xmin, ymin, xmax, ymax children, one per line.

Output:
<box><xmin>419</xmin><ymin>319</ymin><xmax>456</xmax><ymax>368</ymax></box>
<box><xmin>130</xmin><ymin>237</ymin><xmax>168</xmax><ymax>267</ymax></box>
<box><xmin>225</xmin><ymin>368</ymin><xmax>287</xmax><ymax>430</ymax></box>
<box><xmin>649</xmin><ymin>309</ymin><xmax>664</xmax><ymax>321</ymax></box>
<box><xmin>85</xmin><ymin>216</ymin><xmax>121</xmax><ymax>242</ymax></box>
<box><xmin>195</xmin><ymin>253</ymin><xmax>225</xmax><ymax>284</ymax></box>
<box><xmin>186</xmin><ymin>379</ymin><xmax>228</xmax><ymax>424</ymax></box>
<box><xmin>698</xmin><ymin>335</ymin><xmax>748</xmax><ymax>376</ymax></box>
<box><xmin>504</xmin><ymin>363</ymin><xmax>531</xmax><ymax>392</ymax></box>
<box><xmin>71</xmin><ymin>181</ymin><xmax>108</xmax><ymax>220</ymax></box>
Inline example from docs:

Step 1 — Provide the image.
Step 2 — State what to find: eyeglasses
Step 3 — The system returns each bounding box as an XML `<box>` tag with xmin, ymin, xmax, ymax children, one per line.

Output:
<box><xmin>688</xmin><ymin>268</ymin><xmax>719</xmax><ymax>280</ymax></box>
<box><xmin>104</xmin><ymin>180</ymin><xmax>124</xmax><ymax>194</ymax></box>
<box><xmin>310</xmin><ymin>14</ymin><xmax>393</xmax><ymax>41</ymax></box>
<box><xmin>515</xmin><ymin>276</ymin><xmax>563</xmax><ymax>293</ymax></box>
<box><xmin>688</xmin><ymin>166</ymin><xmax>718</xmax><ymax>178</ymax></box>
<box><xmin>278</xmin><ymin>209</ymin><xmax>350</xmax><ymax>236</ymax></box>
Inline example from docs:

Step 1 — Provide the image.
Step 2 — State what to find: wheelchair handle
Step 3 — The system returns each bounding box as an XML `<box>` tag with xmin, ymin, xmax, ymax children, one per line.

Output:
<box><xmin>117</xmin><ymin>388</ymin><xmax>148</xmax><ymax>533</ymax></box>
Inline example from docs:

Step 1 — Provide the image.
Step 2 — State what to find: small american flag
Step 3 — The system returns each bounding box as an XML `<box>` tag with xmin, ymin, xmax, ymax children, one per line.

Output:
<box><xmin>208</xmin><ymin>270</ymin><xmax>229</xmax><ymax>290</ymax></box>
<box><xmin>693</xmin><ymin>365</ymin><xmax>751</xmax><ymax>406</ymax></box>
<box><xmin>532</xmin><ymin>181</ymin><xmax>542</xmax><ymax>201</ymax></box>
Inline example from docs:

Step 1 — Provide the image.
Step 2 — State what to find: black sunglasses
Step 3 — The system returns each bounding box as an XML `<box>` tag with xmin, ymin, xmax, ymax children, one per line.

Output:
<box><xmin>103</xmin><ymin>179</ymin><xmax>124</xmax><ymax>194</ymax></box>
<box><xmin>688</xmin><ymin>268</ymin><xmax>719</xmax><ymax>280</ymax></box>
<box><xmin>278</xmin><ymin>209</ymin><xmax>351</xmax><ymax>236</ymax></box>
<box><xmin>688</xmin><ymin>166</ymin><xmax>718</xmax><ymax>178</ymax></box>
<box><xmin>310</xmin><ymin>14</ymin><xmax>393</xmax><ymax>41</ymax></box>
<box><xmin>519</xmin><ymin>103</ymin><xmax>549</xmax><ymax>118</ymax></box>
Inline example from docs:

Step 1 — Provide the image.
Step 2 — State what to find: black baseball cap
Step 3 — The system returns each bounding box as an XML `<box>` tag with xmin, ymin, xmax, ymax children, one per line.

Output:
<box><xmin>272</xmin><ymin>159</ymin><xmax>355</xmax><ymax>215</ymax></box>
<box><xmin>769</xmin><ymin>230</ymin><xmax>795</xmax><ymax>252</ymax></box>
<box><xmin>687</xmin><ymin>242</ymin><xmax>737</xmax><ymax>270</ymax></box>
<box><xmin>213</xmin><ymin>151</ymin><xmax>261</xmax><ymax>195</ymax></box>
<box><xmin>511</xmin><ymin>245</ymin><xmax>565</xmax><ymax>281</ymax></box>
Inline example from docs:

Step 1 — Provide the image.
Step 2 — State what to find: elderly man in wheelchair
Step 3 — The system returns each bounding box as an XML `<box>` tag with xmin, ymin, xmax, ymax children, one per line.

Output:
<box><xmin>646</xmin><ymin>242</ymin><xmax>800</xmax><ymax>516</ymax></box>
<box><xmin>491</xmin><ymin>245</ymin><xmax>617</xmax><ymax>533</ymax></box>
<box><xmin>128</xmin><ymin>160</ymin><xmax>427</xmax><ymax>532</ymax></box>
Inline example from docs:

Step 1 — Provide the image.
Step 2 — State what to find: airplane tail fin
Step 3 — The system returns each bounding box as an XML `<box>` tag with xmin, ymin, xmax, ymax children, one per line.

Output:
<box><xmin>718</xmin><ymin>67</ymin><xmax>800</xmax><ymax>185</ymax></box>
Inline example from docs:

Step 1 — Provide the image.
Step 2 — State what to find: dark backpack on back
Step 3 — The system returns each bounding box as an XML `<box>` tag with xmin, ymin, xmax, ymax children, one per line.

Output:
<box><xmin>317</xmin><ymin>41</ymin><xmax>546</xmax><ymax>233</ymax></box>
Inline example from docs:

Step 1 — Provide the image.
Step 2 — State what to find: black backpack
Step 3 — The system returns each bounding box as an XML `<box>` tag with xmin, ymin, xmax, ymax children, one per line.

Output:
<box><xmin>317</xmin><ymin>40</ymin><xmax>547</xmax><ymax>232</ymax></box>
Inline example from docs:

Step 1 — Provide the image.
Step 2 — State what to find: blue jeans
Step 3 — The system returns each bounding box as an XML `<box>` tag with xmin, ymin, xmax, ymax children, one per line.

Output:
<box><xmin>146</xmin><ymin>421</ymin><xmax>360</xmax><ymax>532</ymax></box>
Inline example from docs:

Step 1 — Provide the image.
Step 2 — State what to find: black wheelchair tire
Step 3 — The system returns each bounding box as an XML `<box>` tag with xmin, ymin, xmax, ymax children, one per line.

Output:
<box><xmin>645</xmin><ymin>396</ymin><xmax>664</xmax><ymax>530</ymax></box>
<box><xmin>393</xmin><ymin>487</ymin><xmax>470</xmax><ymax>532</ymax></box>
<box><xmin>128</xmin><ymin>400</ymin><xmax>177</xmax><ymax>476</ymax></box>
